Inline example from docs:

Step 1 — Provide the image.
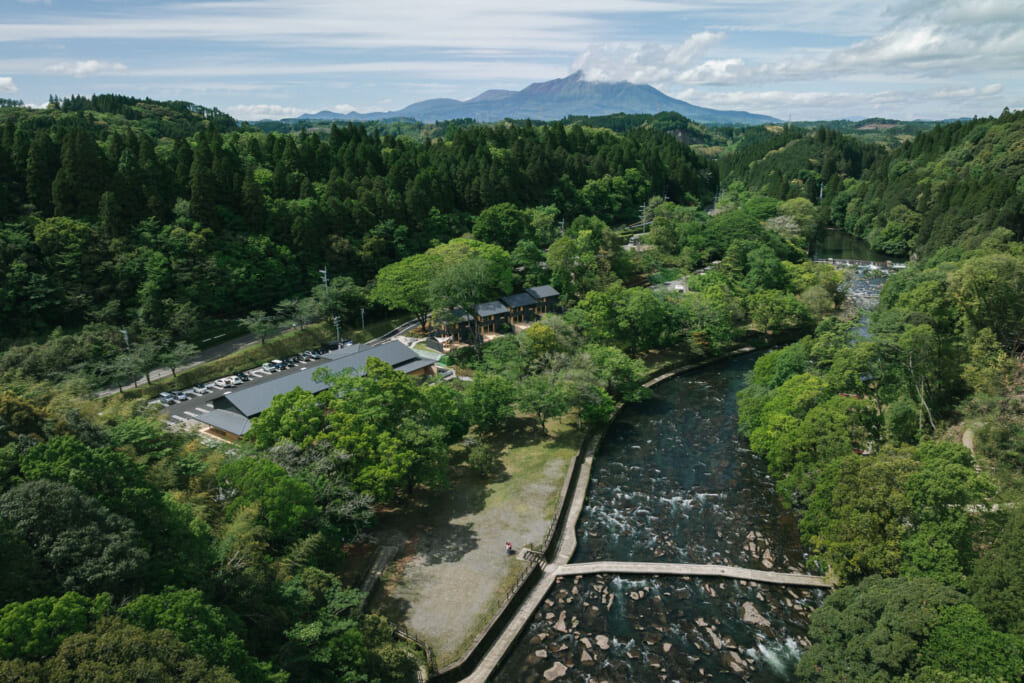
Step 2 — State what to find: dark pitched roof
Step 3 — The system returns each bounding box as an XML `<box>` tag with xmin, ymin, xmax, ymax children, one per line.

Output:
<box><xmin>397</xmin><ymin>358</ymin><xmax>437</xmax><ymax>374</ymax></box>
<box><xmin>216</xmin><ymin>340</ymin><xmax>430</xmax><ymax>418</ymax></box>
<box><xmin>525</xmin><ymin>285</ymin><xmax>559</xmax><ymax>300</ymax></box>
<box><xmin>195</xmin><ymin>409</ymin><xmax>252</xmax><ymax>436</ymax></box>
<box><xmin>501</xmin><ymin>291</ymin><xmax>538</xmax><ymax>309</ymax></box>
<box><xmin>475</xmin><ymin>300</ymin><xmax>509</xmax><ymax>318</ymax></box>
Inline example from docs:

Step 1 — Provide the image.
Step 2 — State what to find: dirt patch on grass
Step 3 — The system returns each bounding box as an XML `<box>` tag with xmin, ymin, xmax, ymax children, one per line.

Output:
<box><xmin>368</xmin><ymin>417</ymin><xmax>581</xmax><ymax>667</ymax></box>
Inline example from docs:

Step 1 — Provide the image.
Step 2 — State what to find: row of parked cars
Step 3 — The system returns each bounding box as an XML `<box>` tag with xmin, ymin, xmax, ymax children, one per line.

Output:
<box><xmin>158</xmin><ymin>373</ymin><xmax>253</xmax><ymax>406</ymax></box>
<box><xmin>157</xmin><ymin>347</ymin><xmax>336</xmax><ymax>407</ymax></box>
<box><xmin>260</xmin><ymin>349</ymin><xmax>322</xmax><ymax>373</ymax></box>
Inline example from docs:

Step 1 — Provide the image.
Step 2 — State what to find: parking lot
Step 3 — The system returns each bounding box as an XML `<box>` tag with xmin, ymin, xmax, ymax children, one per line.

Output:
<box><xmin>155</xmin><ymin>350</ymin><xmax>338</xmax><ymax>428</ymax></box>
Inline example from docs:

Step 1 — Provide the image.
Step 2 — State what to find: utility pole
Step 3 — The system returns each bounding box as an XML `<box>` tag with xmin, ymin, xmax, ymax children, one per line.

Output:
<box><xmin>360</xmin><ymin>307</ymin><xmax>365</xmax><ymax>331</ymax></box>
<box><xmin>559</xmin><ymin>218</ymin><xmax>565</xmax><ymax>237</ymax></box>
<box><xmin>639</xmin><ymin>202</ymin><xmax>647</xmax><ymax>227</ymax></box>
<box><xmin>332</xmin><ymin>316</ymin><xmax>341</xmax><ymax>347</ymax></box>
<box><xmin>317</xmin><ymin>265</ymin><xmax>329</xmax><ymax>298</ymax></box>
<box><xmin>119</xmin><ymin>328</ymin><xmax>130</xmax><ymax>352</ymax></box>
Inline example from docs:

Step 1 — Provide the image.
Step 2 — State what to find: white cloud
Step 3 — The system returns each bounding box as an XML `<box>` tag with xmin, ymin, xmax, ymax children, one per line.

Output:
<box><xmin>673</xmin><ymin>82</ymin><xmax>1011</xmax><ymax>121</ymax></box>
<box><xmin>44</xmin><ymin>60</ymin><xmax>127</xmax><ymax>77</ymax></box>
<box><xmin>934</xmin><ymin>83</ymin><xmax>1003</xmax><ymax>98</ymax></box>
<box><xmin>573</xmin><ymin>32</ymin><xmax>724</xmax><ymax>83</ymax></box>
<box><xmin>0</xmin><ymin>77</ymin><xmax>16</xmax><ymax>93</ymax></box>
<box><xmin>573</xmin><ymin>0</ymin><xmax>1024</xmax><ymax>94</ymax></box>
<box><xmin>225</xmin><ymin>103</ymin><xmax>306</xmax><ymax>120</ymax></box>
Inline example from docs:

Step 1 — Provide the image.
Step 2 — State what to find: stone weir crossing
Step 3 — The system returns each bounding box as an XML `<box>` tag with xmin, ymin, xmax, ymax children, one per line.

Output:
<box><xmin>458</xmin><ymin>351</ymin><xmax>833</xmax><ymax>683</ymax></box>
<box><xmin>555</xmin><ymin>562</ymin><xmax>832</xmax><ymax>588</ymax></box>
<box><xmin>812</xmin><ymin>257</ymin><xmax>906</xmax><ymax>269</ymax></box>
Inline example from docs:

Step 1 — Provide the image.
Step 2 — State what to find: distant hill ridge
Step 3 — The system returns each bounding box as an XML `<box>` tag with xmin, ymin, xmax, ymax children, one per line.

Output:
<box><xmin>290</xmin><ymin>71</ymin><xmax>779</xmax><ymax>126</ymax></box>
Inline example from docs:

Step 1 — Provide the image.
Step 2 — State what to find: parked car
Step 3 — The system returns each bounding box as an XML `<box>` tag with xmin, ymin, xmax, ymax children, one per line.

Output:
<box><xmin>261</xmin><ymin>362</ymin><xmax>277</xmax><ymax>373</ymax></box>
<box><xmin>235</xmin><ymin>371</ymin><xmax>251</xmax><ymax>382</ymax></box>
<box><xmin>287</xmin><ymin>355</ymin><xmax>302</xmax><ymax>365</ymax></box>
<box><xmin>158</xmin><ymin>391</ymin><xmax>176</xmax><ymax>405</ymax></box>
<box><xmin>213</xmin><ymin>377</ymin><xmax>233</xmax><ymax>389</ymax></box>
<box><xmin>271</xmin><ymin>359</ymin><xmax>286</xmax><ymax>370</ymax></box>
<box><xmin>172</xmin><ymin>390</ymin><xmax>189</xmax><ymax>402</ymax></box>
<box><xmin>191</xmin><ymin>384</ymin><xmax>209</xmax><ymax>395</ymax></box>
<box><xmin>301</xmin><ymin>350</ymin><xmax>317</xmax><ymax>360</ymax></box>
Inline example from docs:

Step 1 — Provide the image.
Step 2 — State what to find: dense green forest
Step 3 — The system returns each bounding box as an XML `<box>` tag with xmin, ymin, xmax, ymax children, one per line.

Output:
<box><xmin>723</xmin><ymin>108</ymin><xmax>1024</xmax><ymax>258</ymax></box>
<box><xmin>0</xmin><ymin>96</ymin><xmax>714</xmax><ymax>389</ymax></box>
<box><xmin>732</xmin><ymin>115</ymin><xmax>1024</xmax><ymax>677</ymax></box>
<box><xmin>2</xmin><ymin>94</ymin><xmax>1024</xmax><ymax>680</ymax></box>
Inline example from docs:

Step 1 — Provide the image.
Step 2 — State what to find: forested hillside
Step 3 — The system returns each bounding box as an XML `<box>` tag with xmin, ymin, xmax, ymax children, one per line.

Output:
<box><xmin>722</xmin><ymin>109</ymin><xmax>1024</xmax><ymax>258</ymax></box>
<box><xmin>0</xmin><ymin>96</ymin><xmax>714</xmax><ymax>387</ymax></box>
<box><xmin>0</xmin><ymin>95</ymin><xmax>827</xmax><ymax>682</ymax></box>
<box><xmin>730</xmin><ymin>112</ymin><xmax>1024</xmax><ymax>679</ymax></box>
<box><xmin>3</xmin><ymin>93</ymin><xmax>1024</xmax><ymax>680</ymax></box>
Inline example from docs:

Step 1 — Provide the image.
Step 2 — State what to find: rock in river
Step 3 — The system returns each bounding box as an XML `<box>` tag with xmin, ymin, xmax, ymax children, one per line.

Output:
<box><xmin>543</xmin><ymin>662</ymin><xmax>567</xmax><ymax>680</ymax></box>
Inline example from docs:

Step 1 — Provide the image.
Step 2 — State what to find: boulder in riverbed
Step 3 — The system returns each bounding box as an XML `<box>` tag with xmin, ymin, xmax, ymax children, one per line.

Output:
<box><xmin>740</xmin><ymin>601</ymin><xmax>770</xmax><ymax>627</ymax></box>
<box><xmin>543</xmin><ymin>662</ymin><xmax>567</xmax><ymax>680</ymax></box>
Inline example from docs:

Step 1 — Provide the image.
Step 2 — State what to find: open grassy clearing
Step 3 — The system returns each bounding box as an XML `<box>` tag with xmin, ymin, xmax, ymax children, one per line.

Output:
<box><xmin>369</xmin><ymin>416</ymin><xmax>582</xmax><ymax>667</ymax></box>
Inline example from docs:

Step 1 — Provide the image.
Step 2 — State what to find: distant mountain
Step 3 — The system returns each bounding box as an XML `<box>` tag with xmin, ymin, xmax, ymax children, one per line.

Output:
<box><xmin>291</xmin><ymin>72</ymin><xmax>779</xmax><ymax>126</ymax></box>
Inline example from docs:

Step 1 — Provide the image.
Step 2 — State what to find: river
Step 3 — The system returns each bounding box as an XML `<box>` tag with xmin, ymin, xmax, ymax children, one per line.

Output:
<box><xmin>493</xmin><ymin>234</ymin><xmax>894</xmax><ymax>682</ymax></box>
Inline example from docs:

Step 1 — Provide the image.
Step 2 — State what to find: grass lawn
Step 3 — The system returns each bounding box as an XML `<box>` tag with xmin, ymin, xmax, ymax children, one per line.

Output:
<box><xmin>368</xmin><ymin>415</ymin><xmax>582</xmax><ymax>668</ymax></box>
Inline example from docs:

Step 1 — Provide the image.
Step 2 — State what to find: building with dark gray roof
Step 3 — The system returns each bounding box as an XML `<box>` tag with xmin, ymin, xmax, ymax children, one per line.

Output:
<box><xmin>501</xmin><ymin>291</ymin><xmax>539</xmax><ymax>323</ymax></box>
<box><xmin>212</xmin><ymin>340</ymin><xmax>434</xmax><ymax>420</ymax></box>
<box><xmin>194</xmin><ymin>409</ymin><xmax>252</xmax><ymax>441</ymax></box>
<box><xmin>524</xmin><ymin>285</ymin><xmax>560</xmax><ymax>314</ymax></box>
<box><xmin>525</xmin><ymin>285</ymin><xmax>559</xmax><ymax>300</ymax></box>
<box><xmin>475</xmin><ymin>300</ymin><xmax>510</xmax><ymax>336</ymax></box>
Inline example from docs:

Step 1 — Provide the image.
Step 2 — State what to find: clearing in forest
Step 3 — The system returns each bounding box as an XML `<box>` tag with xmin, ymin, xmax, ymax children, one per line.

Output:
<box><xmin>368</xmin><ymin>417</ymin><xmax>581</xmax><ymax>667</ymax></box>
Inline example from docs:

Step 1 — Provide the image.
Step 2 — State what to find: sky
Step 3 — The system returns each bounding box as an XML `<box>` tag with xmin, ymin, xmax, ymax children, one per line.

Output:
<box><xmin>2</xmin><ymin>0</ymin><xmax>1022</xmax><ymax>122</ymax></box>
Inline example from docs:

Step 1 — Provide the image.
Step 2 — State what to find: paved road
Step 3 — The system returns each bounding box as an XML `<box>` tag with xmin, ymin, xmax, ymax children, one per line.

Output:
<box><xmin>97</xmin><ymin>327</ymin><xmax>286</xmax><ymax>397</ymax></box>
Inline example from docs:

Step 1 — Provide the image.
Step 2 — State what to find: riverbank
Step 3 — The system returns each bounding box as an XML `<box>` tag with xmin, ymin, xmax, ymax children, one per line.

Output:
<box><xmin>363</xmin><ymin>331</ymin><xmax>811</xmax><ymax>680</ymax></box>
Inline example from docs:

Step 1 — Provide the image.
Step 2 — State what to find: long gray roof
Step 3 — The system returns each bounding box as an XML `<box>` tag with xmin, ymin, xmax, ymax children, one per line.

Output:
<box><xmin>216</xmin><ymin>340</ymin><xmax>427</xmax><ymax>418</ymax></box>
<box><xmin>195</xmin><ymin>409</ymin><xmax>252</xmax><ymax>437</ymax></box>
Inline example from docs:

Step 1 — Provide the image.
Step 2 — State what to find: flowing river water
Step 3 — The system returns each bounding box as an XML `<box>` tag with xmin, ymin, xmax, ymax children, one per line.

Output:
<box><xmin>494</xmin><ymin>234</ymin><xmax>898</xmax><ymax>682</ymax></box>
